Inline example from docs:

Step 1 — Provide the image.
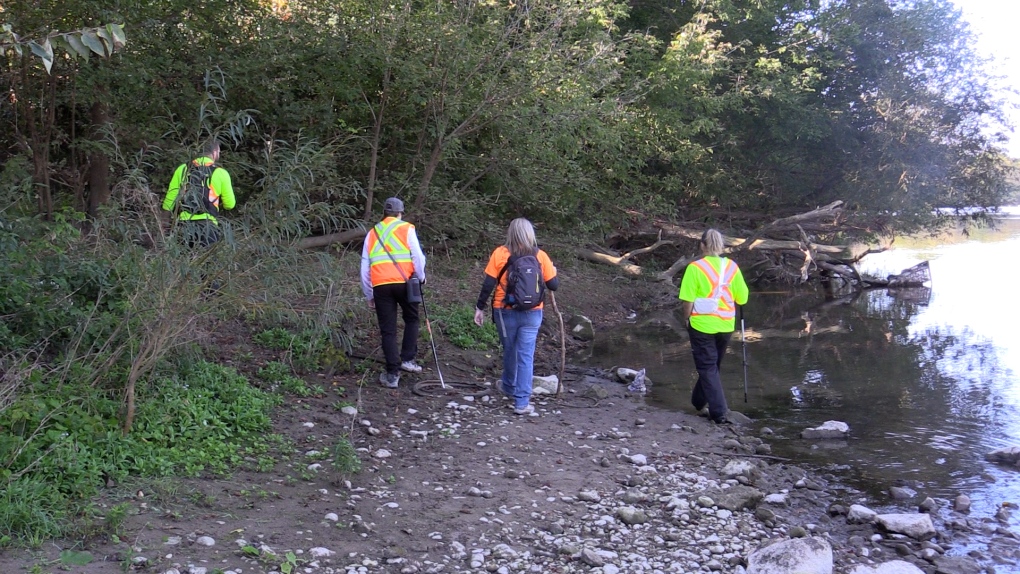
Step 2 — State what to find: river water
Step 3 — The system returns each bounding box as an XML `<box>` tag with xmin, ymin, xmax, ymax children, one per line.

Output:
<box><xmin>584</xmin><ymin>208</ymin><xmax>1020</xmax><ymax>529</ymax></box>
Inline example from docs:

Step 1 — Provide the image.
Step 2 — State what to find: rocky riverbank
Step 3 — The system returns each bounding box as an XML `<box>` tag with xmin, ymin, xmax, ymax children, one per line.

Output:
<box><xmin>8</xmin><ymin>364</ymin><xmax>1015</xmax><ymax>574</ymax></box>
<box><xmin>2</xmin><ymin>258</ymin><xmax>1017</xmax><ymax>574</ymax></box>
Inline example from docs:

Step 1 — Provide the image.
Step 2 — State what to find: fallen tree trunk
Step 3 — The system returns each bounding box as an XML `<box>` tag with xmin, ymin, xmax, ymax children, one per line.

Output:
<box><xmin>296</xmin><ymin>226</ymin><xmax>367</xmax><ymax>250</ymax></box>
<box><xmin>579</xmin><ymin>201</ymin><xmax>896</xmax><ymax>287</ymax></box>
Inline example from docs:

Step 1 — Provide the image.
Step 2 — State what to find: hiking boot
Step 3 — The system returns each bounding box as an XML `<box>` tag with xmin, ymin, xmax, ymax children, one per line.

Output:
<box><xmin>513</xmin><ymin>404</ymin><xmax>535</xmax><ymax>416</ymax></box>
<box><xmin>379</xmin><ymin>371</ymin><xmax>400</xmax><ymax>389</ymax></box>
<box><xmin>400</xmin><ymin>361</ymin><xmax>423</xmax><ymax>373</ymax></box>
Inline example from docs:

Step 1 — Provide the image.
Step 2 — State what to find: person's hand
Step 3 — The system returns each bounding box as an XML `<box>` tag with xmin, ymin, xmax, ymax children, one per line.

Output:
<box><xmin>473</xmin><ymin>308</ymin><xmax>485</xmax><ymax>327</ymax></box>
<box><xmin>419</xmin><ymin>276</ymin><xmax>427</xmax><ymax>287</ymax></box>
<box><xmin>367</xmin><ymin>299</ymin><xmax>375</xmax><ymax>310</ymax></box>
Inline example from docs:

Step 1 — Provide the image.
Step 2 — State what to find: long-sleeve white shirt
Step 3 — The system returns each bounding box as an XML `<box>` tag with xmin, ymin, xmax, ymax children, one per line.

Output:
<box><xmin>360</xmin><ymin>221</ymin><xmax>427</xmax><ymax>301</ymax></box>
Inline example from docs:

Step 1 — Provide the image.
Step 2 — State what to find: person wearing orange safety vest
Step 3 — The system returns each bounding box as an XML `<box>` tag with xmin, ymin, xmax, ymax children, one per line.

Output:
<box><xmin>162</xmin><ymin>140</ymin><xmax>236</xmax><ymax>248</ymax></box>
<box><xmin>360</xmin><ymin>197</ymin><xmax>427</xmax><ymax>389</ymax></box>
<box><xmin>679</xmin><ymin>229</ymin><xmax>749</xmax><ymax>425</ymax></box>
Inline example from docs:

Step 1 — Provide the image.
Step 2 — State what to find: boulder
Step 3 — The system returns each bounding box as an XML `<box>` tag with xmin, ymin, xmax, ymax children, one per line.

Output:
<box><xmin>747</xmin><ymin>536</ymin><xmax>833</xmax><ymax>574</ymax></box>
<box><xmin>847</xmin><ymin>504</ymin><xmax>878</xmax><ymax>524</ymax></box>
<box><xmin>953</xmin><ymin>494</ymin><xmax>971</xmax><ymax>513</ymax></box>
<box><xmin>531</xmin><ymin>374</ymin><xmax>560</xmax><ymax>395</ymax></box>
<box><xmin>801</xmin><ymin>421</ymin><xmax>849</xmax><ymax>440</ymax></box>
<box><xmin>985</xmin><ymin>446</ymin><xmax>1020</xmax><ymax>468</ymax></box>
<box><xmin>848</xmin><ymin>560</ymin><xmax>926</xmax><ymax>574</ymax></box>
<box><xmin>701</xmin><ymin>485</ymin><xmax>764</xmax><ymax>511</ymax></box>
<box><xmin>875</xmin><ymin>513</ymin><xmax>936</xmax><ymax>540</ymax></box>
<box><xmin>613</xmin><ymin>367</ymin><xmax>640</xmax><ymax>383</ymax></box>
<box><xmin>932</xmin><ymin>555</ymin><xmax>983</xmax><ymax>574</ymax></box>
<box><xmin>721</xmin><ymin>460</ymin><xmax>761</xmax><ymax>481</ymax></box>
<box><xmin>566</xmin><ymin>314</ymin><xmax>595</xmax><ymax>341</ymax></box>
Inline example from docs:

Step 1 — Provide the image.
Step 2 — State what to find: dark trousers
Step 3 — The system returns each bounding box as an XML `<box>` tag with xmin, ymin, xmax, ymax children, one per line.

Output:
<box><xmin>688</xmin><ymin>327</ymin><xmax>732</xmax><ymax>422</ymax></box>
<box><xmin>181</xmin><ymin>220</ymin><xmax>222</xmax><ymax>249</ymax></box>
<box><xmin>373</xmin><ymin>282</ymin><xmax>420</xmax><ymax>375</ymax></box>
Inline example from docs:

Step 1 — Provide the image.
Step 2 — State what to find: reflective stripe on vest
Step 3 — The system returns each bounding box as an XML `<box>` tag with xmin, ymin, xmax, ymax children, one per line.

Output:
<box><xmin>367</xmin><ymin>218</ymin><xmax>415</xmax><ymax>286</ymax></box>
<box><xmin>690</xmin><ymin>258</ymin><xmax>738</xmax><ymax>320</ymax></box>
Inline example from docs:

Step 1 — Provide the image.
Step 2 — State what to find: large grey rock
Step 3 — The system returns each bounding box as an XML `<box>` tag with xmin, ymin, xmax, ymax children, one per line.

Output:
<box><xmin>616</xmin><ymin>506</ymin><xmax>649</xmax><ymax>525</ymax></box>
<box><xmin>747</xmin><ymin>537</ymin><xmax>833</xmax><ymax>574</ymax></box>
<box><xmin>875</xmin><ymin>513</ymin><xmax>936</xmax><ymax>540</ymax></box>
<box><xmin>801</xmin><ymin>421</ymin><xmax>849</xmax><ymax>439</ymax></box>
<box><xmin>932</xmin><ymin>555</ymin><xmax>983</xmax><ymax>574</ymax></box>
<box><xmin>566</xmin><ymin>314</ymin><xmax>595</xmax><ymax>341</ymax></box>
<box><xmin>848</xmin><ymin>560</ymin><xmax>926</xmax><ymax>574</ymax></box>
<box><xmin>953</xmin><ymin>494</ymin><xmax>971</xmax><ymax>513</ymax></box>
<box><xmin>721</xmin><ymin>460</ymin><xmax>760</xmax><ymax>480</ymax></box>
<box><xmin>985</xmin><ymin>446</ymin><xmax>1020</xmax><ymax>468</ymax></box>
<box><xmin>702</xmin><ymin>485</ymin><xmax>764</xmax><ymax>511</ymax></box>
<box><xmin>531</xmin><ymin>374</ymin><xmax>560</xmax><ymax>395</ymax></box>
<box><xmin>847</xmin><ymin>504</ymin><xmax>878</xmax><ymax>524</ymax></box>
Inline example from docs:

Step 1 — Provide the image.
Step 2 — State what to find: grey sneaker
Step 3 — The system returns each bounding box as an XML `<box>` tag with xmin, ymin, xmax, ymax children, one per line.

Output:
<box><xmin>513</xmin><ymin>404</ymin><xmax>535</xmax><ymax>415</ymax></box>
<box><xmin>400</xmin><ymin>361</ymin><xmax>423</xmax><ymax>373</ymax></box>
<box><xmin>379</xmin><ymin>371</ymin><xmax>400</xmax><ymax>388</ymax></box>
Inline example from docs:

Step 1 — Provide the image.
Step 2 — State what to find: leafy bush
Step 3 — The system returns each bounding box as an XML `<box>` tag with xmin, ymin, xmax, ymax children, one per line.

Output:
<box><xmin>0</xmin><ymin>361</ymin><xmax>281</xmax><ymax>546</ymax></box>
<box><xmin>254</xmin><ymin>327</ymin><xmax>347</xmax><ymax>374</ymax></box>
<box><xmin>429</xmin><ymin>303</ymin><xmax>500</xmax><ymax>350</ymax></box>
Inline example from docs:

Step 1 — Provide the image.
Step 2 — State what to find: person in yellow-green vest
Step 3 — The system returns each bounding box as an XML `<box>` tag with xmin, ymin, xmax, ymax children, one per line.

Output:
<box><xmin>162</xmin><ymin>140</ymin><xmax>236</xmax><ymax>248</ymax></box>
<box><xmin>361</xmin><ymin>197</ymin><xmax>427</xmax><ymax>389</ymax></box>
<box><xmin>679</xmin><ymin>229</ymin><xmax>749</xmax><ymax>425</ymax></box>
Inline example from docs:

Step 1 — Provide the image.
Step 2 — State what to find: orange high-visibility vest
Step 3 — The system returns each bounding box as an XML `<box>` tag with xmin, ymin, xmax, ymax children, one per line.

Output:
<box><xmin>689</xmin><ymin>258</ymin><xmax>738</xmax><ymax>320</ymax></box>
<box><xmin>367</xmin><ymin>218</ymin><xmax>415</xmax><ymax>287</ymax></box>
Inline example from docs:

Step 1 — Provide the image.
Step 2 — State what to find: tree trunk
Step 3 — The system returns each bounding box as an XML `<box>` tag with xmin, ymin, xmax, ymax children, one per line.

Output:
<box><xmin>87</xmin><ymin>101</ymin><xmax>111</xmax><ymax>218</ymax></box>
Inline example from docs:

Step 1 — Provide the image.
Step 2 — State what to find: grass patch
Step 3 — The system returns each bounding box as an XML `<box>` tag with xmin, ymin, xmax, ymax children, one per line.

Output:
<box><xmin>427</xmin><ymin>303</ymin><xmax>500</xmax><ymax>350</ymax></box>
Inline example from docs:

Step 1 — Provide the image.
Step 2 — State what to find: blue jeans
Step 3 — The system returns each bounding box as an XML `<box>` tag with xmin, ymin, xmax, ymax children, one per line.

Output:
<box><xmin>494</xmin><ymin>308</ymin><xmax>543</xmax><ymax>409</ymax></box>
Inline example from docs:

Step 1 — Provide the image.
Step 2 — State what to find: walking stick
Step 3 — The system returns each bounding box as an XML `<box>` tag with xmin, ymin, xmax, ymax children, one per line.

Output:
<box><xmin>740</xmin><ymin>306</ymin><xmax>748</xmax><ymax>403</ymax></box>
<box><xmin>420</xmin><ymin>291</ymin><xmax>447</xmax><ymax>389</ymax></box>
<box><xmin>550</xmin><ymin>291</ymin><xmax>566</xmax><ymax>396</ymax></box>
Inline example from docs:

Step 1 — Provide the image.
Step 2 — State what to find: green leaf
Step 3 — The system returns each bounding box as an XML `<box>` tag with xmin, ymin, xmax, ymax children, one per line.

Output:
<box><xmin>59</xmin><ymin>550</ymin><xmax>94</xmax><ymax>566</ymax></box>
<box><xmin>80</xmin><ymin>31</ymin><xmax>106</xmax><ymax>56</ymax></box>
<box><xmin>66</xmin><ymin>33</ymin><xmax>91</xmax><ymax>59</ymax></box>
<box><xmin>107</xmin><ymin>24</ymin><xmax>126</xmax><ymax>48</ymax></box>
<box><xmin>97</xmin><ymin>27</ymin><xmax>114</xmax><ymax>55</ymax></box>
<box><xmin>28</xmin><ymin>40</ymin><xmax>54</xmax><ymax>73</ymax></box>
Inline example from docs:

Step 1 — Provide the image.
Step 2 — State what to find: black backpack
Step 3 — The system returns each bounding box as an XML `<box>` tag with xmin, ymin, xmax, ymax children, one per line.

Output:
<box><xmin>495</xmin><ymin>251</ymin><xmax>546</xmax><ymax>310</ymax></box>
<box><xmin>180</xmin><ymin>162</ymin><xmax>218</xmax><ymax>216</ymax></box>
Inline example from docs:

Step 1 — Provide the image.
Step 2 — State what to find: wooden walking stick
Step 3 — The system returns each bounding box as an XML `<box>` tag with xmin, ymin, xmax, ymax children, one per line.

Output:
<box><xmin>550</xmin><ymin>291</ymin><xmax>566</xmax><ymax>396</ymax></box>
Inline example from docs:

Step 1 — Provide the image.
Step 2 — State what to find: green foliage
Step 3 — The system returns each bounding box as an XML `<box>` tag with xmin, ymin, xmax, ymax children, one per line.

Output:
<box><xmin>428</xmin><ymin>304</ymin><xmax>500</xmax><ymax>351</ymax></box>
<box><xmin>330</xmin><ymin>437</ymin><xmax>361</xmax><ymax>477</ymax></box>
<box><xmin>0</xmin><ymin>361</ymin><xmax>280</xmax><ymax>545</ymax></box>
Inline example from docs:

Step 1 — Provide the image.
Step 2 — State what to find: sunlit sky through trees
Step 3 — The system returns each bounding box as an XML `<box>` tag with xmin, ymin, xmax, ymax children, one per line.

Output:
<box><xmin>951</xmin><ymin>0</ymin><xmax>1020</xmax><ymax>157</ymax></box>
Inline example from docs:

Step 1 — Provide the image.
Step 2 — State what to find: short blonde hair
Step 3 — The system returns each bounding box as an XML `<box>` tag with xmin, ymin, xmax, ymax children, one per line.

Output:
<box><xmin>700</xmin><ymin>229</ymin><xmax>725</xmax><ymax>256</ymax></box>
<box><xmin>505</xmin><ymin>218</ymin><xmax>538</xmax><ymax>258</ymax></box>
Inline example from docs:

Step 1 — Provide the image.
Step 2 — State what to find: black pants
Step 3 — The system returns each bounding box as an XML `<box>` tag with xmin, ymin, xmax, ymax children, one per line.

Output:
<box><xmin>688</xmin><ymin>327</ymin><xmax>732</xmax><ymax>422</ymax></box>
<box><xmin>180</xmin><ymin>220</ymin><xmax>222</xmax><ymax>249</ymax></box>
<box><xmin>373</xmin><ymin>282</ymin><xmax>420</xmax><ymax>375</ymax></box>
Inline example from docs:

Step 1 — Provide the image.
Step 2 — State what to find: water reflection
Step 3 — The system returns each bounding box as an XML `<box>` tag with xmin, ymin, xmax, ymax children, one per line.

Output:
<box><xmin>585</xmin><ymin>212</ymin><xmax>1020</xmax><ymax>524</ymax></box>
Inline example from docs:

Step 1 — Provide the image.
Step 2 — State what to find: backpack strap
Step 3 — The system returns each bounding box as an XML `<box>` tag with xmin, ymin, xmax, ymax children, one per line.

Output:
<box><xmin>493</xmin><ymin>255</ymin><xmax>515</xmax><ymax>309</ymax></box>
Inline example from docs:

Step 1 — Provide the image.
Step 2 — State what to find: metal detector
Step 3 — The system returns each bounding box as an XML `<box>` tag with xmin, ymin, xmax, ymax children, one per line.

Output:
<box><xmin>740</xmin><ymin>306</ymin><xmax>748</xmax><ymax>403</ymax></box>
<box><xmin>419</xmin><ymin>290</ymin><xmax>447</xmax><ymax>389</ymax></box>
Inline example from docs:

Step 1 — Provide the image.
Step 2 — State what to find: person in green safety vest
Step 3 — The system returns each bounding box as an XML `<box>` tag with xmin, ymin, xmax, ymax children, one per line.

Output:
<box><xmin>679</xmin><ymin>228</ymin><xmax>749</xmax><ymax>425</ymax></box>
<box><xmin>162</xmin><ymin>140</ymin><xmax>236</xmax><ymax>248</ymax></box>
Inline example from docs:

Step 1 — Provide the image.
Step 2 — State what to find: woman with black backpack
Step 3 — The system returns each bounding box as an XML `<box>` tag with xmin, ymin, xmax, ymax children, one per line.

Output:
<box><xmin>474</xmin><ymin>218</ymin><xmax>560</xmax><ymax>415</ymax></box>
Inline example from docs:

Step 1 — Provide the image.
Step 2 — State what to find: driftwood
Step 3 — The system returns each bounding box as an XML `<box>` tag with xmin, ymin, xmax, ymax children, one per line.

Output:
<box><xmin>583</xmin><ymin>200</ymin><xmax>897</xmax><ymax>289</ymax></box>
<box><xmin>296</xmin><ymin>227</ymin><xmax>367</xmax><ymax>250</ymax></box>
